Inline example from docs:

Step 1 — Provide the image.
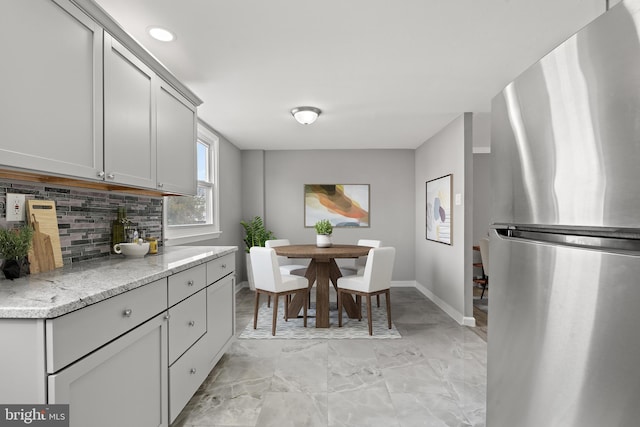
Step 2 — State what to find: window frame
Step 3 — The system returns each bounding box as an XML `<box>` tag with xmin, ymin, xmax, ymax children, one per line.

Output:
<box><xmin>163</xmin><ymin>122</ymin><xmax>220</xmax><ymax>245</ymax></box>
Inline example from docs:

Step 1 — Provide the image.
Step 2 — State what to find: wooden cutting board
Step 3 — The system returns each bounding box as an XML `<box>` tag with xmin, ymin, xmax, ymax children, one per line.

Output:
<box><xmin>27</xmin><ymin>200</ymin><xmax>63</xmax><ymax>269</ymax></box>
<box><xmin>29</xmin><ymin>217</ymin><xmax>56</xmax><ymax>274</ymax></box>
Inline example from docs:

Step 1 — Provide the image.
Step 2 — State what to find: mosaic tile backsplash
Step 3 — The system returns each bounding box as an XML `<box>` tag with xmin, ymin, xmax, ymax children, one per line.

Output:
<box><xmin>0</xmin><ymin>179</ymin><xmax>163</xmax><ymax>265</ymax></box>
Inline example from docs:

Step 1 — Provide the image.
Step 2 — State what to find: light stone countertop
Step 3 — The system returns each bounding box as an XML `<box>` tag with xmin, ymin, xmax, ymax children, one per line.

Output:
<box><xmin>0</xmin><ymin>246</ymin><xmax>237</xmax><ymax>319</ymax></box>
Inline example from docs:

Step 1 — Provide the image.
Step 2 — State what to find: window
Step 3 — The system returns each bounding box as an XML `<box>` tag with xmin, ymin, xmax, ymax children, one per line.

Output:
<box><xmin>163</xmin><ymin>123</ymin><xmax>220</xmax><ymax>245</ymax></box>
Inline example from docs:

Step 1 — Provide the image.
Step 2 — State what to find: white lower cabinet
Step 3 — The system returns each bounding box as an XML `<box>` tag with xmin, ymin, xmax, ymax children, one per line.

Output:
<box><xmin>48</xmin><ymin>312</ymin><xmax>169</xmax><ymax>427</ymax></box>
<box><xmin>206</xmin><ymin>275</ymin><xmax>235</xmax><ymax>368</ymax></box>
<box><xmin>0</xmin><ymin>253</ymin><xmax>236</xmax><ymax>427</ymax></box>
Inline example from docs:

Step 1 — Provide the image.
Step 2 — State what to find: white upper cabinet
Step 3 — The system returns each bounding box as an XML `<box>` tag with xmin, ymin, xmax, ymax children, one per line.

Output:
<box><xmin>104</xmin><ymin>34</ymin><xmax>157</xmax><ymax>189</ymax></box>
<box><xmin>0</xmin><ymin>0</ymin><xmax>103</xmax><ymax>180</ymax></box>
<box><xmin>157</xmin><ymin>82</ymin><xmax>197</xmax><ymax>195</ymax></box>
<box><xmin>0</xmin><ymin>0</ymin><xmax>201</xmax><ymax>195</ymax></box>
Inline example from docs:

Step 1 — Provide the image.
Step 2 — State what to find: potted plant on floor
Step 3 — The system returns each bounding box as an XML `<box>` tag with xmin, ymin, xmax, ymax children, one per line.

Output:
<box><xmin>240</xmin><ymin>216</ymin><xmax>275</xmax><ymax>290</ymax></box>
<box><xmin>314</xmin><ymin>219</ymin><xmax>333</xmax><ymax>248</ymax></box>
<box><xmin>0</xmin><ymin>225</ymin><xmax>34</xmax><ymax>280</ymax></box>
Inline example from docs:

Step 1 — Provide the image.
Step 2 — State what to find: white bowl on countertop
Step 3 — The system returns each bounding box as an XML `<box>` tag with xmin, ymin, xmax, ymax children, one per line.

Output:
<box><xmin>113</xmin><ymin>242</ymin><xmax>150</xmax><ymax>257</ymax></box>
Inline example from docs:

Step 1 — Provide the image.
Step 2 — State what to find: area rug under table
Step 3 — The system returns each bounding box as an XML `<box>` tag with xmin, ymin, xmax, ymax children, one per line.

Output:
<box><xmin>239</xmin><ymin>301</ymin><xmax>402</xmax><ymax>339</ymax></box>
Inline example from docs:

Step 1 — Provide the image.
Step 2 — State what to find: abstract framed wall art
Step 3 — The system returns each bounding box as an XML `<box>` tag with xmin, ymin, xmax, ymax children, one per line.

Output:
<box><xmin>304</xmin><ymin>184</ymin><xmax>370</xmax><ymax>227</ymax></box>
<box><xmin>426</xmin><ymin>174</ymin><xmax>452</xmax><ymax>244</ymax></box>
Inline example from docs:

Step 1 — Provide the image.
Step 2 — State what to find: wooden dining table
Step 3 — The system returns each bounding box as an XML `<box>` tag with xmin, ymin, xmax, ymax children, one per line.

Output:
<box><xmin>273</xmin><ymin>244</ymin><xmax>371</xmax><ymax>328</ymax></box>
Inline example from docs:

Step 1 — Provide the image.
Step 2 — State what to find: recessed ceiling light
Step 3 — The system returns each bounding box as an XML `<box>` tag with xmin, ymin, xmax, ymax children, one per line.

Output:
<box><xmin>147</xmin><ymin>26</ymin><xmax>175</xmax><ymax>42</ymax></box>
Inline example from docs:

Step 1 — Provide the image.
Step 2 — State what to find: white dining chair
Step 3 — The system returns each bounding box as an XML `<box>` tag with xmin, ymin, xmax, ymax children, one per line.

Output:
<box><xmin>250</xmin><ymin>247</ymin><xmax>308</xmax><ymax>336</ymax></box>
<box><xmin>340</xmin><ymin>239</ymin><xmax>382</xmax><ymax>275</ymax></box>
<box><xmin>340</xmin><ymin>239</ymin><xmax>382</xmax><ymax>305</ymax></box>
<box><xmin>337</xmin><ymin>247</ymin><xmax>395</xmax><ymax>335</ymax></box>
<box><xmin>265</xmin><ymin>239</ymin><xmax>308</xmax><ymax>275</ymax></box>
<box><xmin>266</xmin><ymin>238</ymin><xmax>316</xmax><ymax>308</ymax></box>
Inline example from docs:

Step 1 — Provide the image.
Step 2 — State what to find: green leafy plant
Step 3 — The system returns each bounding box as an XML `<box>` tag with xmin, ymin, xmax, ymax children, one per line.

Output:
<box><xmin>240</xmin><ymin>216</ymin><xmax>275</xmax><ymax>253</ymax></box>
<box><xmin>0</xmin><ymin>225</ymin><xmax>34</xmax><ymax>260</ymax></box>
<box><xmin>314</xmin><ymin>219</ymin><xmax>333</xmax><ymax>235</ymax></box>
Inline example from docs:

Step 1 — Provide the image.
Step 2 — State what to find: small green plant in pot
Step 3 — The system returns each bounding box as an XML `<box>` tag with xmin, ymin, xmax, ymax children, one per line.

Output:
<box><xmin>240</xmin><ymin>216</ymin><xmax>275</xmax><ymax>291</ymax></box>
<box><xmin>0</xmin><ymin>225</ymin><xmax>34</xmax><ymax>280</ymax></box>
<box><xmin>314</xmin><ymin>219</ymin><xmax>333</xmax><ymax>248</ymax></box>
<box><xmin>240</xmin><ymin>216</ymin><xmax>275</xmax><ymax>253</ymax></box>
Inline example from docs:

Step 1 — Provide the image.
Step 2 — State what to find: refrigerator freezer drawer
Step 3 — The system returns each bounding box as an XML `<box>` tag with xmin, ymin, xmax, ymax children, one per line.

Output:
<box><xmin>487</xmin><ymin>230</ymin><xmax>640</xmax><ymax>427</ymax></box>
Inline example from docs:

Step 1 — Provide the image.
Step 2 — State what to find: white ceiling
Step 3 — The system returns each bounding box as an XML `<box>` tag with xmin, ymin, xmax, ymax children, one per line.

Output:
<box><xmin>94</xmin><ymin>0</ymin><xmax>606</xmax><ymax>150</ymax></box>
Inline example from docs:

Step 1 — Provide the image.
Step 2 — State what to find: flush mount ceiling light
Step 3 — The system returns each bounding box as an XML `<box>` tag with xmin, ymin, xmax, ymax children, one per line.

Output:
<box><xmin>291</xmin><ymin>106</ymin><xmax>321</xmax><ymax>125</ymax></box>
<box><xmin>147</xmin><ymin>26</ymin><xmax>175</xmax><ymax>42</ymax></box>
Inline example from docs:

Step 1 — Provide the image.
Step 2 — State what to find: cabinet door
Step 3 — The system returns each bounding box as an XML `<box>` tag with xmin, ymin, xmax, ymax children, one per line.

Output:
<box><xmin>0</xmin><ymin>0</ymin><xmax>103</xmax><ymax>180</ymax></box>
<box><xmin>157</xmin><ymin>82</ymin><xmax>197</xmax><ymax>195</ymax></box>
<box><xmin>104</xmin><ymin>33</ymin><xmax>157</xmax><ymax>189</ymax></box>
<box><xmin>206</xmin><ymin>275</ymin><xmax>235</xmax><ymax>368</ymax></box>
<box><xmin>48</xmin><ymin>313</ymin><xmax>168</xmax><ymax>427</ymax></box>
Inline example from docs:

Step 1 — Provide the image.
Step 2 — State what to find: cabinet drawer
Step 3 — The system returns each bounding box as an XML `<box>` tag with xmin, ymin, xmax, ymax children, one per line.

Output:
<box><xmin>206</xmin><ymin>253</ymin><xmax>234</xmax><ymax>285</ymax></box>
<box><xmin>46</xmin><ymin>278</ymin><xmax>167</xmax><ymax>374</ymax></box>
<box><xmin>168</xmin><ymin>289</ymin><xmax>206</xmax><ymax>365</ymax></box>
<box><xmin>169</xmin><ymin>336</ymin><xmax>210</xmax><ymax>423</ymax></box>
<box><xmin>168</xmin><ymin>264</ymin><xmax>206</xmax><ymax>306</ymax></box>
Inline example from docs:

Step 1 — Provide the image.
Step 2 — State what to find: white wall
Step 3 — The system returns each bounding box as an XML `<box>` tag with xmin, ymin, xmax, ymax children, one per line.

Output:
<box><xmin>241</xmin><ymin>150</ymin><xmax>265</xmax><ymax>221</ymax></box>
<box><xmin>473</xmin><ymin>153</ymin><xmax>492</xmax><ymax>243</ymax></box>
<box><xmin>472</xmin><ymin>112</ymin><xmax>492</xmax><ymax>244</ymax></box>
<box><xmin>415</xmin><ymin>113</ymin><xmax>474</xmax><ymax>325</ymax></box>
<box><xmin>261</xmin><ymin>149</ymin><xmax>416</xmax><ymax>281</ymax></box>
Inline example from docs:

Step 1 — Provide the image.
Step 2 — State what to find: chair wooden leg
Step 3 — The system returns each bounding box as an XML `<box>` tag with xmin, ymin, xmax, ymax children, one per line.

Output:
<box><xmin>376</xmin><ymin>294</ymin><xmax>380</xmax><ymax>308</ymax></box>
<box><xmin>337</xmin><ymin>289</ymin><xmax>343</xmax><ymax>327</ymax></box>
<box><xmin>272</xmin><ymin>294</ymin><xmax>279</xmax><ymax>336</ymax></box>
<box><xmin>267</xmin><ymin>295</ymin><xmax>271</xmax><ymax>307</ymax></box>
<box><xmin>385</xmin><ymin>290</ymin><xmax>392</xmax><ymax>329</ymax></box>
<box><xmin>253</xmin><ymin>291</ymin><xmax>260</xmax><ymax>330</ymax></box>
<box><xmin>284</xmin><ymin>292</ymin><xmax>289</xmax><ymax>321</ymax></box>
<box><xmin>303</xmin><ymin>289</ymin><xmax>308</xmax><ymax>328</ymax></box>
<box><xmin>356</xmin><ymin>295</ymin><xmax>362</xmax><ymax>320</ymax></box>
<box><xmin>481</xmin><ymin>277</ymin><xmax>488</xmax><ymax>299</ymax></box>
<box><xmin>366</xmin><ymin>295</ymin><xmax>373</xmax><ymax>336</ymax></box>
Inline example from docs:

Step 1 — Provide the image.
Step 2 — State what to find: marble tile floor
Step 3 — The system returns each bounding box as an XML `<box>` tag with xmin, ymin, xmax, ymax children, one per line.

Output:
<box><xmin>171</xmin><ymin>287</ymin><xmax>487</xmax><ymax>427</ymax></box>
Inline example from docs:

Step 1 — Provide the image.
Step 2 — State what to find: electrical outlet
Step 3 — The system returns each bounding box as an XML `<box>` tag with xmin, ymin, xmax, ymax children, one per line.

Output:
<box><xmin>6</xmin><ymin>193</ymin><xmax>26</xmax><ymax>222</ymax></box>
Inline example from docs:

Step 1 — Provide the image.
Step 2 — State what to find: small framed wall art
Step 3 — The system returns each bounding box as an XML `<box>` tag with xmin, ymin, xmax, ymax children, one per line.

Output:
<box><xmin>426</xmin><ymin>174</ymin><xmax>452</xmax><ymax>244</ymax></box>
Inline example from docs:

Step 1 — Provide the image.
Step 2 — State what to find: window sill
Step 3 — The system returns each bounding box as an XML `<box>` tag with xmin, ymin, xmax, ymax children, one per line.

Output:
<box><xmin>164</xmin><ymin>230</ymin><xmax>222</xmax><ymax>246</ymax></box>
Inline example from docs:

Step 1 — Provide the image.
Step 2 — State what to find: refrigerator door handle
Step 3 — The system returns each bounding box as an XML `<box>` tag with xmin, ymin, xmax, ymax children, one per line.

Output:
<box><xmin>495</xmin><ymin>228</ymin><xmax>640</xmax><ymax>253</ymax></box>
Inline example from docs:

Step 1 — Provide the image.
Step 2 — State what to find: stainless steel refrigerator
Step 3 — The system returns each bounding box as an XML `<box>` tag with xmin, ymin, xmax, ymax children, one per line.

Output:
<box><xmin>488</xmin><ymin>1</ymin><xmax>640</xmax><ymax>426</ymax></box>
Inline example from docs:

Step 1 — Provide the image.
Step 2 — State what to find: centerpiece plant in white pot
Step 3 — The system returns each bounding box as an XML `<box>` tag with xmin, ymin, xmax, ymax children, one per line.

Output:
<box><xmin>314</xmin><ymin>219</ymin><xmax>333</xmax><ymax>248</ymax></box>
<box><xmin>240</xmin><ymin>216</ymin><xmax>275</xmax><ymax>290</ymax></box>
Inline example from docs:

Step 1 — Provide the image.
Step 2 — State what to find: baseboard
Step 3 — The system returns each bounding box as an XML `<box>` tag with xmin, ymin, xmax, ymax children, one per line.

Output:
<box><xmin>463</xmin><ymin>316</ymin><xmax>476</xmax><ymax>327</ymax></box>
<box><xmin>236</xmin><ymin>281</ymin><xmax>249</xmax><ymax>293</ymax></box>
<box><xmin>414</xmin><ymin>281</ymin><xmax>474</xmax><ymax>326</ymax></box>
<box><xmin>390</xmin><ymin>280</ymin><xmax>417</xmax><ymax>288</ymax></box>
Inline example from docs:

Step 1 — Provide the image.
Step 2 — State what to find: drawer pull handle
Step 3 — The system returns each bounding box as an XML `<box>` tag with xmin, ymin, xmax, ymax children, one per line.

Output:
<box><xmin>190</xmin><ymin>368</ymin><xmax>197</xmax><ymax>375</ymax></box>
<box><xmin>221</xmin><ymin>264</ymin><xmax>226</xmax><ymax>269</ymax></box>
<box><xmin>123</xmin><ymin>309</ymin><xmax>133</xmax><ymax>317</ymax></box>
<box><xmin>188</xmin><ymin>320</ymin><xmax>195</xmax><ymax>327</ymax></box>
<box><xmin>187</xmin><ymin>280</ymin><xmax>194</xmax><ymax>286</ymax></box>
<box><xmin>164</xmin><ymin>313</ymin><xmax>170</xmax><ymax>320</ymax></box>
